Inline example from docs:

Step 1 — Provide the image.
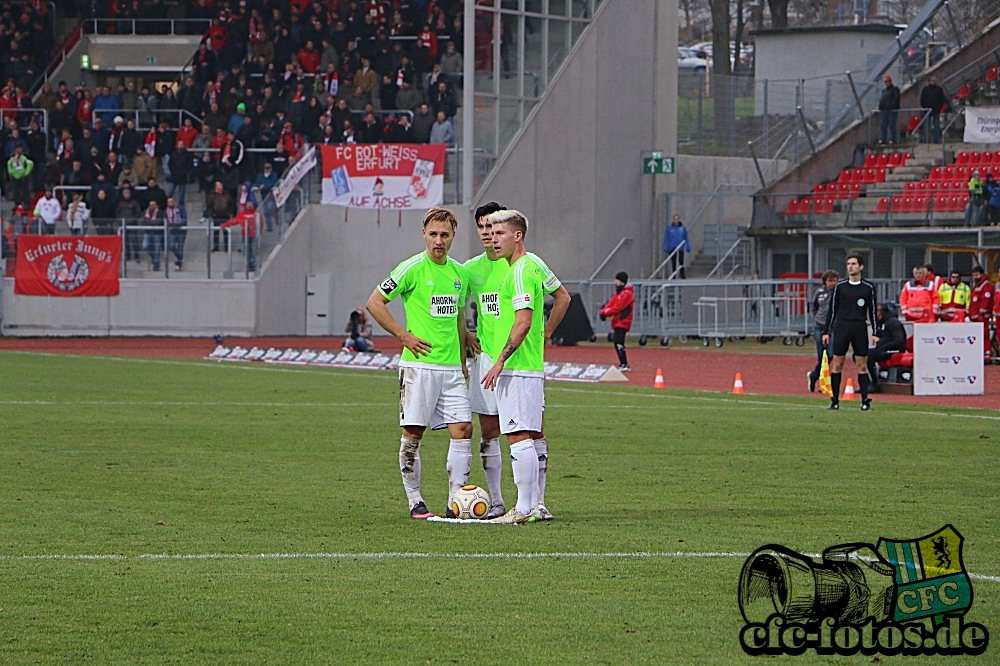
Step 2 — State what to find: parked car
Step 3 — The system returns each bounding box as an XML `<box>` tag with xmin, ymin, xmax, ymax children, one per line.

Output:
<box><xmin>678</xmin><ymin>47</ymin><xmax>709</xmax><ymax>72</ymax></box>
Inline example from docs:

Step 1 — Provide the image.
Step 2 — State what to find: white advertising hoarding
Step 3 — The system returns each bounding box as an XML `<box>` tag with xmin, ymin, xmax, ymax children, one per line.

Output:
<box><xmin>912</xmin><ymin>323</ymin><xmax>985</xmax><ymax>396</ymax></box>
<box><xmin>963</xmin><ymin>107</ymin><xmax>1000</xmax><ymax>143</ymax></box>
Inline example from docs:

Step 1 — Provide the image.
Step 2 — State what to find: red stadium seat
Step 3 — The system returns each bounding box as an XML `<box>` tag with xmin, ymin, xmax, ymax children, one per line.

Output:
<box><xmin>956</xmin><ymin>151</ymin><xmax>970</xmax><ymax>165</ymax></box>
<box><xmin>957</xmin><ymin>166</ymin><xmax>970</xmax><ymax>180</ymax></box>
<box><xmin>876</xmin><ymin>153</ymin><xmax>889</xmax><ymax>167</ymax></box>
<box><xmin>852</xmin><ymin>168</ymin><xmax>865</xmax><ymax>183</ymax></box>
<box><xmin>932</xmin><ymin>194</ymin><xmax>949</xmax><ymax>212</ymax></box>
<box><xmin>876</xmin><ymin>167</ymin><xmax>887</xmax><ymax>182</ymax></box>
<box><xmin>955</xmin><ymin>179</ymin><xmax>967</xmax><ymax>191</ymax></box>
<box><xmin>958</xmin><ymin>193</ymin><xmax>969</xmax><ymax>208</ymax></box>
<box><xmin>864</xmin><ymin>154</ymin><xmax>878</xmax><ymax>167</ymax></box>
<box><xmin>930</xmin><ymin>166</ymin><xmax>943</xmax><ymax>180</ymax></box>
<box><xmin>987</xmin><ymin>65</ymin><xmax>999</xmax><ymax>82</ymax></box>
<box><xmin>871</xmin><ymin>197</ymin><xmax>889</xmax><ymax>213</ymax></box>
<box><xmin>783</xmin><ymin>198</ymin><xmax>799</xmax><ymax>214</ymax></box>
<box><xmin>904</xmin><ymin>182</ymin><xmax>917</xmax><ymax>191</ymax></box>
<box><xmin>891</xmin><ymin>195</ymin><xmax>904</xmax><ymax>212</ymax></box>
<box><xmin>903</xmin><ymin>152</ymin><xmax>912</xmax><ymax>162</ymax></box>
<box><xmin>981</xmin><ymin>152</ymin><xmax>994</xmax><ymax>165</ymax></box>
<box><xmin>838</xmin><ymin>183</ymin><xmax>852</xmax><ymax>197</ymax></box>
<box><xmin>967</xmin><ymin>151</ymin><xmax>979</xmax><ymax>165</ymax></box>
<box><xmin>838</xmin><ymin>169</ymin><xmax>852</xmax><ymax>183</ymax></box>
<box><xmin>813</xmin><ymin>183</ymin><xmax>826</xmax><ymax>194</ymax></box>
<box><xmin>916</xmin><ymin>181</ymin><xmax>928</xmax><ymax>191</ymax></box>
<box><xmin>850</xmin><ymin>183</ymin><xmax>862</xmax><ymax>197</ymax></box>
<box><xmin>949</xmin><ymin>195</ymin><xmax>962</xmax><ymax>212</ymax></box>
<box><xmin>887</xmin><ymin>153</ymin><xmax>901</xmax><ymax>167</ymax></box>
<box><xmin>903</xmin><ymin>196</ymin><xmax>918</xmax><ymax>213</ymax></box>
<box><xmin>914</xmin><ymin>195</ymin><xmax>929</xmax><ymax>213</ymax></box>
<box><xmin>943</xmin><ymin>166</ymin><xmax>955</xmax><ymax>179</ymax></box>
<box><xmin>882</xmin><ymin>352</ymin><xmax>914</xmax><ymax>368</ymax></box>
<box><xmin>993</xmin><ymin>151</ymin><xmax>1000</xmax><ymax>164</ymax></box>
<box><xmin>955</xmin><ymin>83</ymin><xmax>972</xmax><ymax>100</ymax></box>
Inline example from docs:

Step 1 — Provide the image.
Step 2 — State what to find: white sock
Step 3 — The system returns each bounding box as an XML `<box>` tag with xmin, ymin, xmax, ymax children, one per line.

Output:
<box><xmin>533</xmin><ymin>438</ymin><xmax>548</xmax><ymax>506</ymax></box>
<box><xmin>510</xmin><ymin>440</ymin><xmax>538</xmax><ymax>515</ymax></box>
<box><xmin>399</xmin><ymin>437</ymin><xmax>422</xmax><ymax>508</ymax></box>
<box><xmin>480</xmin><ymin>438</ymin><xmax>504</xmax><ymax>507</ymax></box>
<box><xmin>446</xmin><ymin>438</ymin><xmax>472</xmax><ymax>504</ymax></box>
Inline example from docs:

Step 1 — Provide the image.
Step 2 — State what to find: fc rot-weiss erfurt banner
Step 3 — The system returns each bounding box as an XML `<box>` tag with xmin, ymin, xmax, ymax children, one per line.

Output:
<box><xmin>320</xmin><ymin>144</ymin><xmax>446</xmax><ymax>209</ymax></box>
<box><xmin>15</xmin><ymin>235</ymin><xmax>122</xmax><ymax>296</ymax></box>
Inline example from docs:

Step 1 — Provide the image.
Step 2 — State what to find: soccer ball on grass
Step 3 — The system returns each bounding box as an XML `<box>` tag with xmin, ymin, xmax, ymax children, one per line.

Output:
<box><xmin>451</xmin><ymin>485</ymin><xmax>491</xmax><ymax>520</ymax></box>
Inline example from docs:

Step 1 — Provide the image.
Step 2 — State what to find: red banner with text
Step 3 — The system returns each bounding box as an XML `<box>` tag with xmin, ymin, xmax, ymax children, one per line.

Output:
<box><xmin>15</xmin><ymin>235</ymin><xmax>122</xmax><ymax>296</ymax></box>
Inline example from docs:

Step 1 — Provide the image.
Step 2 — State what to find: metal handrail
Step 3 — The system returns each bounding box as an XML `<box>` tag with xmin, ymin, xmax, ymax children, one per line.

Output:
<box><xmin>588</xmin><ymin>237</ymin><xmax>633</xmax><ymax>281</ymax></box>
<box><xmin>29</xmin><ymin>20</ymin><xmax>84</xmax><ymax>99</ymax></box>
<box><xmin>706</xmin><ymin>238</ymin><xmax>750</xmax><ymax>279</ymax></box>
<box><xmin>83</xmin><ymin>18</ymin><xmax>212</xmax><ymax>37</ymax></box>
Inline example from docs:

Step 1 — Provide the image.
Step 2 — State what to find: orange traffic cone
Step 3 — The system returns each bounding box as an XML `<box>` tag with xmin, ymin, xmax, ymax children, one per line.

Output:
<box><xmin>733</xmin><ymin>372</ymin><xmax>744</xmax><ymax>394</ymax></box>
<box><xmin>843</xmin><ymin>378</ymin><xmax>856</xmax><ymax>400</ymax></box>
<box><xmin>653</xmin><ymin>368</ymin><xmax>665</xmax><ymax>389</ymax></box>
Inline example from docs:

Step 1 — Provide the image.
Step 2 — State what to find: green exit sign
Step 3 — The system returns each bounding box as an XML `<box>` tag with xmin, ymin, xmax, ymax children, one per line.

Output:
<box><xmin>643</xmin><ymin>156</ymin><xmax>675</xmax><ymax>174</ymax></box>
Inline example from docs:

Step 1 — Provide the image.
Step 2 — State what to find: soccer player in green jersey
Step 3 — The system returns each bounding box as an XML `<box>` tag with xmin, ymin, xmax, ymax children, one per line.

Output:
<box><xmin>481</xmin><ymin>210</ymin><xmax>571</xmax><ymax>524</ymax></box>
<box><xmin>463</xmin><ymin>201</ymin><xmax>509</xmax><ymax>519</ymax></box>
<box><xmin>366</xmin><ymin>207</ymin><xmax>475</xmax><ymax>520</ymax></box>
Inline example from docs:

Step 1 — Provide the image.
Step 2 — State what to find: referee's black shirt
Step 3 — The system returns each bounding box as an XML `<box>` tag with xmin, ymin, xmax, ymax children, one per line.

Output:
<box><xmin>823</xmin><ymin>278</ymin><xmax>878</xmax><ymax>337</ymax></box>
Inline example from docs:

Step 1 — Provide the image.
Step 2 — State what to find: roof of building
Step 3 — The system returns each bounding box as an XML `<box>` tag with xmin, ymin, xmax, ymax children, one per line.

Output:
<box><xmin>750</xmin><ymin>23</ymin><xmax>902</xmax><ymax>37</ymax></box>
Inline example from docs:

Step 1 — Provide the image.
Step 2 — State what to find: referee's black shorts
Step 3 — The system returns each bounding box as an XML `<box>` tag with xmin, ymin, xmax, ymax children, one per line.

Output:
<box><xmin>832</xmin><ymin>321</ymin><xmax>870</xmax><ymax>357</ymax></box>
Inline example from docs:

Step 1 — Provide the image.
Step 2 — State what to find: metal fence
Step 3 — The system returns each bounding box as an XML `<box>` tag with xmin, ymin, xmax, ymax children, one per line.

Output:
<box><xmin>83</xmin><ymin>18</ymin><xmax>211</xmax><ymax>36</ymax></box>
<box><xmin>560</xmin><ymin>277</ymin><xmax>918</xmax><ymax>347</ymax></box>
<box><xmin>4</xmin><ymin>154</ymin><xmax>316</xmax><ymax>281</ymax></box>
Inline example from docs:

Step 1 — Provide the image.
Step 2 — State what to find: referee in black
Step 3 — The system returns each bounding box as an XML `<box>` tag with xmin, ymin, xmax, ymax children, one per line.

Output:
<box><xmin>821</xmin><ymin>254</ymin><xmax>878</xmax><ymax>411</ymax></box>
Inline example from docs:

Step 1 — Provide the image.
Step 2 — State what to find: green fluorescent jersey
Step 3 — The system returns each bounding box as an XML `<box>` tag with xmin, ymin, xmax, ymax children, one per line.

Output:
<box><xmin>463</xmin><ymin>252</ymin><xmax>510</xmax><ymax>359</ymax></box>
<box><xmin>378</xmin><ymin>252</ymin><xmax>470</xmax><ymax>369</ymax></box>
<box><xmin>494</xmin><ymin>252</ymin><xmax>561</xmax><ymax>376</ymax></box>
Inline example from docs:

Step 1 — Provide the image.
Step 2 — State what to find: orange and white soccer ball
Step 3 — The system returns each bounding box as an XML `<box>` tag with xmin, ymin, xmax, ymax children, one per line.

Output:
<box><xmin>452</xmin><ymin>485</ymin><xmax>490</xmax><ymax>520</ymax></box>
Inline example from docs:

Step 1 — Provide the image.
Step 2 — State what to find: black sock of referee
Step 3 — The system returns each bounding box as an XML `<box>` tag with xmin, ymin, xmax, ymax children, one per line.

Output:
<box><xmin>858</xmin><ymin>372</ymin><xmax>870</xmax><ymax>402</ymax></box>
<box><xmin>830</xmin><ymin>372</ymin><xmax>842</xmax><ymax>403</ymax></box>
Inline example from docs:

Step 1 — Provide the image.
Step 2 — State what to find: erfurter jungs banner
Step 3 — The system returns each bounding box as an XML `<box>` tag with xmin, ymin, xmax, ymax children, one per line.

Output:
<box><xmin>912</xmin><ymin>322</ymin><xmax>985</xmax><ymax>395</ymax></box>
<box><xmin>963</xmin><ymin>107</ymin><xmax>1000</xmax><ymax>143</ymax></box>
<box><xmin>320</xmin><ymin>144</ymin><xmax>446</xmax><ymax>209</ymax></box>
<box><xmin>15</xmin><ymin>235</ymin><xmax>122</xmax><ymax>296</ymax></box>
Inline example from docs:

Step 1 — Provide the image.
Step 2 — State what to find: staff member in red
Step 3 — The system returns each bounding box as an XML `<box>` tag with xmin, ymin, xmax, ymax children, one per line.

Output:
<box><xmin>599</xmin><ymin>271</ymin><xmax>634</xmax><ymax>372</ymax></box>
<box><xmin>900</xmin><ymin>265</ymin><xmax>938</xmax><ymax>322</ymax></box>
<box><xmin>969</xmin><ymin>265</ymin><xmax>995</xmax><ymax>362</ymax></box>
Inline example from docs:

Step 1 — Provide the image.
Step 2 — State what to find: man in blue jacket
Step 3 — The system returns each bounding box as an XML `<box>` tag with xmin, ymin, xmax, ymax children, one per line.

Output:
<box><xmin>663</xmin><ymin>214</ymin><xmax>692</xmax><ymax>279</ymax></box>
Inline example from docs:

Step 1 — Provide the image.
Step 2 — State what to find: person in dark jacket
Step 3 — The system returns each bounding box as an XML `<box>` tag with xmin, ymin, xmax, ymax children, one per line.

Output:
<box><xmin>878</xmin><ymin>75</ymin><xmax>901</xmax><ymax>144</ymax></box>
<box><xmin>90</xmin><ymin>187</ymin><xmax>117</xmax><ymax>234</ymax></box>
<box><xmin>807</xmin><ymin>270</ymin><xmax>839</xmax><ymax>392</ymax></box>
<box><xmin>919</xmin><ymin>76</ymin><xmax>948</xmax><ymax>143</ymax></box>
<box><xmin>167</xmin><ymin>142</ymin><xmax>196</xmax><ymax>207</ymax></box>
<box><xmin>599</xmin><ymin>271</ymin><xmax>635</xmax><ymax>372</ymax></box>
<box><xmin>867</xmin><ymin>303</ymin><xmax>907</xmax><ymax>391</ymax></box>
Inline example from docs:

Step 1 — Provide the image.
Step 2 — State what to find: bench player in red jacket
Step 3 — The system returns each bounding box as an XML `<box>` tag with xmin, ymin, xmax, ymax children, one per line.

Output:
<box><xmin>600</xmin><ymin>271</ymin><xmax>635</xmax><ymax>372</ymax></box>
<box><xmin>969</xmin><ymin>265</ymin><xmax>995</xmax><ymax>362</ymax></box>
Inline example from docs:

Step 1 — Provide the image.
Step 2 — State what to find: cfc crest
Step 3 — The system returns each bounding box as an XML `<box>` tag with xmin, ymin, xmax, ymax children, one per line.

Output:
<box><xmin>877</xmin><ymin>524</ymin><xmax>973</xmax><ymax>623</ymax></box>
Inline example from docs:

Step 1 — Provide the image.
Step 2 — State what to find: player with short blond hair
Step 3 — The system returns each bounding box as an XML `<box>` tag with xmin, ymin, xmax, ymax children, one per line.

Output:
<box><xmin>481</xmin><ymin>210</ymin><xmax>571</xmax><ymax>524</ymax></box>
<box><xmin>366</xmin><ymin>206</ymin><xmax>474</xmax><ymax>519</ymax></box>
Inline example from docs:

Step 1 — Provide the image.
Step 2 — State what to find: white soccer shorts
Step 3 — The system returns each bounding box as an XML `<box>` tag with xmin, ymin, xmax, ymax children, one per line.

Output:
<box><xmin>399</xmin><ymin>366</ymin><xmax>472</xmax><ymax>429</ymax></box>
<box><xmin>469</xmin><ymin>352</ymin><xmax>499</xmax><ymax>416</ymax></box>
<box><xmin>496</xmin><ymin>374</ymin><xmax>544</xmax><ymax>435</ymax></box>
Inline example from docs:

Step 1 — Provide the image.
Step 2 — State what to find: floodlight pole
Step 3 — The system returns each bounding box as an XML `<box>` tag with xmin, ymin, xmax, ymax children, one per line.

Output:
<box><xmin>462</xmin><ymin>0</ymin><xmax>474</xmax><ymax>208</ymax></box>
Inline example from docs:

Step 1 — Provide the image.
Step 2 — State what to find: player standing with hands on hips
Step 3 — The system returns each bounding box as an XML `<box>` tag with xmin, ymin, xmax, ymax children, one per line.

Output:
<box><xmin>821</xmin><ymin>254</ymin><xmax>878</xmax><ymax>411</ymax></box>
<box><xmin>481</xmin><ymin>210</ymin><xmax>571</xmax><ymax>524</ymax></box>
<box><xmin>464</xmin><ymin>201</ymin><xmax>511</xmax><ymax>519</ymax></box>
<box><xmin>366</xmin><ymin>207</ymin><xmax>474</xmax><ymax>520</ymax></box>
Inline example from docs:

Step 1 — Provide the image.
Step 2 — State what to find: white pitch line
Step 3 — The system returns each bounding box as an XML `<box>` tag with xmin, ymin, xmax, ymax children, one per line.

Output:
<box><xmin>0</xmin><ymin>551</ymin><xmax>997</xmax><ymax>582</ymax></box>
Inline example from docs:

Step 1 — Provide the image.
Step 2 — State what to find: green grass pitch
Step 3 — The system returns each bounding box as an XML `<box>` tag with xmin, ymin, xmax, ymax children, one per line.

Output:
<box><xmin>0</xmin><ymin>351</ymin><xmax>997</xmax><ymax>664</ymax></box>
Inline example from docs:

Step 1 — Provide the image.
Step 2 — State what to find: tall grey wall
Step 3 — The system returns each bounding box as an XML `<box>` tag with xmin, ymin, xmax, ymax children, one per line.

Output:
<box><xmin>255</xmin><ymin>210</ymin><xmax>312</xmax><ymax>335</ymax></box>
<box><xmin>471</xmin><ymin>0</ymin><xmax>663</xmax><ymax>281</ymax></box>
<box><xmin>306</xmin><ymin>205</ymin><xmax>474</xmax><ymax>336</ymax></box>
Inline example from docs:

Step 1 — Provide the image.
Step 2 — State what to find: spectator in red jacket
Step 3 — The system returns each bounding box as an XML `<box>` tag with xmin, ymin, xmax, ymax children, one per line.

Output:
<box><xmin>969</xmin><ymin>265</ymin><xmax>995</xmax><ymax>361</ymax></box>
<box><xmin>221</xmin><ymin>201</ymin><xmax>259</xmax><ymax>272</ymax></box>
<box><xmin>296</xmin><ymin>40</ymin><xmax>321</xmax><ymax>74</ymax></box>
<box><xmin>206</xmin><ymin>18</ymin><xmax>229</xmax><ymax>52</ymax></box>
<box><xmin>599</xmin><ymin>271</ymin><xmax>635</xmax><ymax>372</ymax></box>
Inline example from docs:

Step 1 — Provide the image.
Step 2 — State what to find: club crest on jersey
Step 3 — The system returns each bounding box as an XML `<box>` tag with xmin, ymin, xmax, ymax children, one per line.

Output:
<box><xmin>857</xmin><ymin>298</ymin><xmax>866</xmax><ymax>307</ymax></box>
<box><xmin>380</xmin><ymin>276</ymin><xmax>398</xmax><ymax>294</ymax></box>
<box><xmin>454</xmin><ymin>279</ymin><xmax>462</xmax><ymax>291</ymax></box>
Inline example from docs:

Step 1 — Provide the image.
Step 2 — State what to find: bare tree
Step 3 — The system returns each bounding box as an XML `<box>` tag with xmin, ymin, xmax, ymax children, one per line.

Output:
<box><xmin>711</xmin><ymin>0</ymin><xmax>733</xmax><ymax>142</ymax></box>
<box><xmin>767</xmin><ymin>0</ymin><xmax>789</xmax><ymax>27</ymax></box>
<box><xmin>732</xmin><ymin>0</ymin><xmax>746</xmax><ymax>73</ymax></box>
